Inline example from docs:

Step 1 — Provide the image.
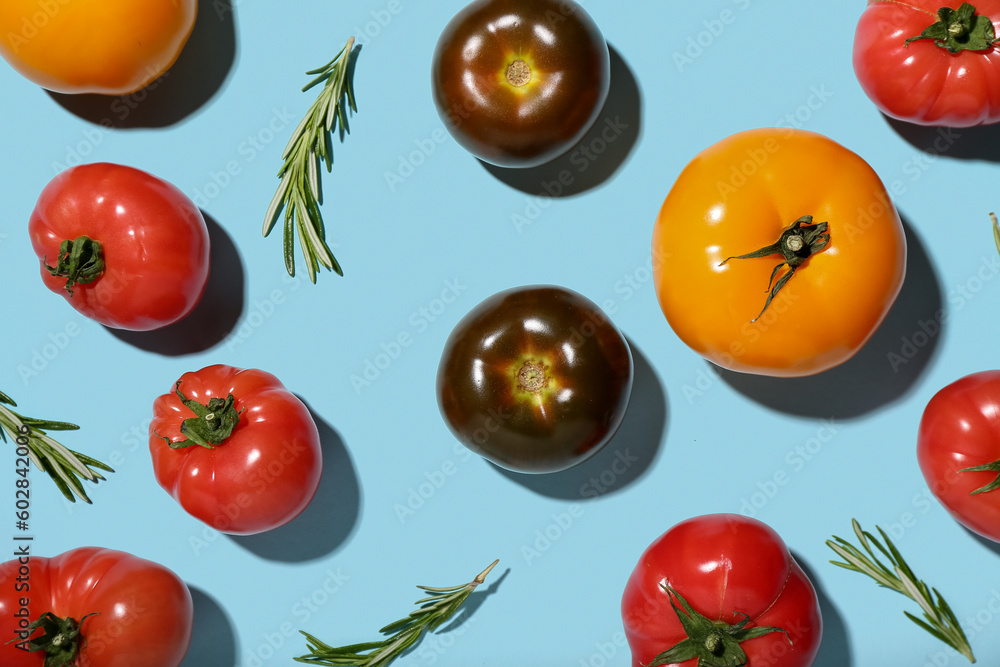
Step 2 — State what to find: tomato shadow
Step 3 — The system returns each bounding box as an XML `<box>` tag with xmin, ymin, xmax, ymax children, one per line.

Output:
<box><xmin>411</xmin><ymin>566</ymin><xmax>510</xmax><ymax>647</ymax></box>
<box><xmin>477</xmin><ymin>44</ymin><xmax>641</xmax><ymax>197</ymax></box>
<box><xmin>45</xmin><ymin>0</ymin><xmax>237</xmax><ymax>128</ymax></box>
<box><xmin>106</xmin><ymin>212</ymin><xmax>246</xmax><ymax>355</ymax></box>
<box><xmin>793</xmin><ymin>555</ymin><xmax>855</xmax><ymax>667</ymax></box>
<box><xmin>181</xmin><ymin>586</ymin><xmax>239</xmax><ymax>667</ymax></box>
<box><xmin>964</xmin><ymin>526</ymin><xmax>1000</xmax><ymax>559</ymax></box>
<box><xmin>493</xmin><ymin>339</ymin><xmax>668</xmax><ymax>499</ymax></box>
<box><xmin>394</xmin><ymin>567</ymin><xmax>509</xmax><ymax>663</ymax></box>
<box><xmin>228</xmin><ymin>404</ymin><xmax>361</xmax><ymax>563</ymax></box>
<box><xmin>883</xmin><ymin>114</ymin><xmax>1000</xmax><ymax>163</ymax></box>
<box><xmin>715</xmin><ymin>214</ymin><xmax>944</xmax><ymax>420</ymax></box>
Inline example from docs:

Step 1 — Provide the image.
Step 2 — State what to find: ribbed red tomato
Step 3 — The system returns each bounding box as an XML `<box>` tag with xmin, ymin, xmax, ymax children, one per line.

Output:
<box><xmin>149</xmin><ymin>364</ymin><xmax>323</xmax><ymax>535</ymax></box>
<box><xmin>0</xmin><ymin>547</ymin><xmax>192</xmax><ymax>667</ymax></box>
<box><xmin>622</xmin><ymin>514</ymin><xmax>822</xmax><ymax>667</ymax></box>
<box><xmin>28</xmin><ymin>163</ymin><xmax>210</xmax><ymax>331</ymax></box>
<box><xmin>854</xmin><ymin>1</ymin><xmax>1000</xmax><ymax>126</ymax></box>
<box><xmin>918</xmin><ymin>370</ymin><xmax>1000</xmax><ymax>542</ymax></box>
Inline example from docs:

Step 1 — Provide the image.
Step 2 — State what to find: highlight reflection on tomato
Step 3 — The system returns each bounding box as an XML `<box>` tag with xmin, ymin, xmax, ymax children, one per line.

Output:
<box><xmin>437</xmin><ymin>286</ymin><xmax>632</xmax><ymax>474</ymax></box>
<box><xmin>431</xmin><ymin>0</ymin><xmax>611</xmax><ymax>168</ymax></box>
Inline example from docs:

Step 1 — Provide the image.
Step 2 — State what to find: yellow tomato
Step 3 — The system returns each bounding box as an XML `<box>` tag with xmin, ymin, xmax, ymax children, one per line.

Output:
<box><xmin>0</xmin><ymin>0</ymin><xmax>197</xmax><ymax>95</ymax></box>
<box><xmin>652</xmin><ymin>128</ymin><xmax>906</xmax><ymax>377</ymax></box>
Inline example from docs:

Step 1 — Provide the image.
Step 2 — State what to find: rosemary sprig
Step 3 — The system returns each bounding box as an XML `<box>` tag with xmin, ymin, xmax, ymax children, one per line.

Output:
<box><xmin>826</xmin><ymin>519</ymin><xmax>975</xmax><ymax>663</ymax></box>
<box><xmin>295</xmin><ymin>559</ymin><xmax>499</xmax><ymax>667</ymax></box>
<box><xmin>264</xmin><ymin>36</ymin><xmax>358</xmax><ymax>283</ymax></box>
<box><xmin>990</xmin><ymin>212</ymin><xmax>1000</xmax><ymax>255</ymax></box>
<box><xmin>0</xmin><ymin>390</ymin><xmax>113</xmax><ymax>503</ymax></box>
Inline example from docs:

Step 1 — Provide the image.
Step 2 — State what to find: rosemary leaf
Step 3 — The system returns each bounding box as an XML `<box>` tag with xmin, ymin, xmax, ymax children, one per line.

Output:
<box><xmin>0</xmin><ymin>393</ymin><xmax>113</xmax><ymax>503</ymax></box>
<box><xmin>264</xmin><ymin>36</ymin><xmax>358</xmax><ymax>282</ymax></box>
<box><xmin>826</xmin><ymin>519</ymin><xmax>975</xmax><ymax>663</ymax></box>
<box><xmin>295</xmin><ymin>560</ymin><xmax>499</xmax><ymax>667</ymax></box>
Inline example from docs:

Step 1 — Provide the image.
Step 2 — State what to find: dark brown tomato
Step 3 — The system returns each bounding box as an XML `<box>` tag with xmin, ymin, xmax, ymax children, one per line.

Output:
<box><xmin>437</xmin><ymin>285</ymin><xmax>632</xmax><ymax>473</ymax></box>
<box><xmin>431</xmin><ymin>0</ymin><xmax>611</xmax><ymax>168</ymax></box>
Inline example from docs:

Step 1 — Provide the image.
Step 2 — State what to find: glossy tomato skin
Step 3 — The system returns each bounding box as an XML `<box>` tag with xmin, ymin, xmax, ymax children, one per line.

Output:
<box><xmin>149</xmin><ymin>365</ymin><xmax>323</xmax><ymax>535</ymax></box>
<box><xmin>918</xmin><ymin>370</ymin><xmax>1000</xmax><ymax>542</ymax></box>
<box><xmin>0</xmin><ymin>0</ymin><xmax>196</xmax><ymax>95</ymax></box>
<box><xmin>432</xmin><ymin>0</ymin><xmax>610</xmax><ymax>167</ymax></box>
<box><xmin>0</xmin><ymin>547</ymin><xmax>193</xmax><ymax>667</ymax></box>
<box><xmin>28</xmin><ymin>163</ymin><xmax>210</xmax><ymax>331</ymax></box>
<box><xmin>437</xmin><ymin>286</ymin><xmax>632</xmax><ymax>473</ymax></box>
<box><xmin>854</xmin><ymin>0</ymin><xmax>1000</xmax><ymax>126</ymax></box>
<box><xmin>652</xmin><ymin>128</ymin><xmax>906</xmax><ymax>377</ymax></box>
<box><xmin>622</xmin><ymin>514</ymin><xmax>822</xmax><ymax>667</ymax></box>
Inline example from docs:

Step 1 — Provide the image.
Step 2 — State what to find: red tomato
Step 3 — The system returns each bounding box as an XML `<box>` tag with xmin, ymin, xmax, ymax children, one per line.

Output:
<box><xmin>28</xmin><ymin>163</ymin><xmax>210</xmax><ymax>331</ymax></box>
<box><xmin>149</xmin><ymin>364</ymin><xmax>323</xmax><ymax>535</ymax></box>
<box><xmin>622</xmin><ymin>514</ymin><xmax>822</xmax><ymax>667</ymax></box>
<box><xmin>918</xmin><ymin>370</ymin><xmax>1000</xmax><ymax>542</ymax></box>
<box><xmin>0</xmin><ymin>546</ymin><xmax>192</xmax><ymax>667</ymax></box>
<box><xmin>853</xmin><ymin>0</ymin><xmax>1000</xmax><ymax>126</ymax></box>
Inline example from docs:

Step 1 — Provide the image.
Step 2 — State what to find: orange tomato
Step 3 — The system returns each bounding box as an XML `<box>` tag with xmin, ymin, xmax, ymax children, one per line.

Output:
<box><xmin>652</xmin><ymin>128</ymin><xmax>906</xmax><ymax>377</ymax></box>
<box><xmin>0</xmin><ymin>0</ymin><xmax>197</xmax><ymax>95</ymax></box>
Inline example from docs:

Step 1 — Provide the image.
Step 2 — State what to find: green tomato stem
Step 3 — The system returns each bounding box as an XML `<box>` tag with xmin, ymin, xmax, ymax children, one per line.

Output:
<box><xmin>905</xmin><ymin>3</ymin><xmax>998</xmax><ymax>53</ymax></box>
<box><xmin>42</xmin><ymin>235</ymin><xmax>105</xmax><ymax>296</ymax></box>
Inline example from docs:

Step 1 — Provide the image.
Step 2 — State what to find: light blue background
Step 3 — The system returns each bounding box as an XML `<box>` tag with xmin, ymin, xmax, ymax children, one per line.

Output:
<box><xmin>2</xmin><ymin>1</ymin><xmax>999</xmax><ymax>666</ymax></box>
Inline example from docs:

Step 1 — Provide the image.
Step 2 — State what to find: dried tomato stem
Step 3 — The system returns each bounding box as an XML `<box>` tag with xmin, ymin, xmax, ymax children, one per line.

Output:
<box><xmin>718</xmin><ymin>215</ymin><xmax>830</xmax><ymax>322</ymax></box>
